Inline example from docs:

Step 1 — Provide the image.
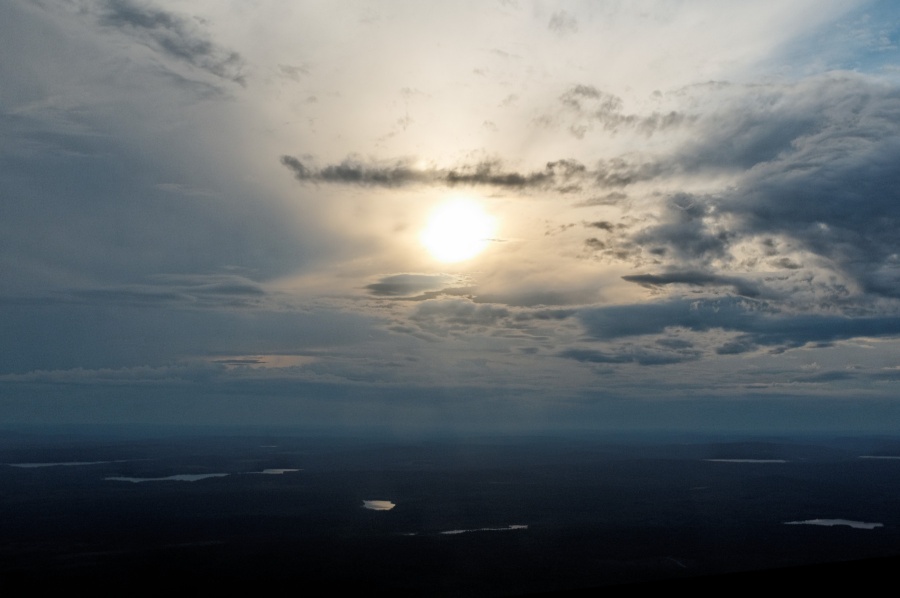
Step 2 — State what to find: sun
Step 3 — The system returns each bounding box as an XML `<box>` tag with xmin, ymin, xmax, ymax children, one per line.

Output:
<box><xmin>420</xmin><ymin>198</ymin><xmax>496</xmax><ymax>263</ymax></box>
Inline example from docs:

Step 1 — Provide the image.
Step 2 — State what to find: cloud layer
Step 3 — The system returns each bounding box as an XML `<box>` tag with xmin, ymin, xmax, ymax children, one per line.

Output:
<box><xmin>3</xmin><ymin>1</ymin><xmax>900</xmax><ymax>430</ymax></box>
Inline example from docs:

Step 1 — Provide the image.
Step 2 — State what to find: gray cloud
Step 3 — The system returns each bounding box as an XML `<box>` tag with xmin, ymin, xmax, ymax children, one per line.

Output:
<box><xmin>631</xmin><ymin>75</ymin><xmax>900</xmax><ymax>299</ymax></box>
<box><xmin>365</xmin><ymin>274</ymin><xmax>463</xmax><ymax>298</ymax></box>
<box><xmin>557</xmin><ymin>85</ymin><xmax>690</xmax><ymax>138</ymax></box>
<box><xmin>512</xmin><ymin>308</ymin><xmax>578</xmax><ymax>322</ymax></box>
<box><xmin>584</xmin><ymin>238</ymin><xmax>606</xmax><ymax>251</ymax></box>
<box><xmin>68</xmin><ymin>274</ymin><xmax>269</xmax><ymax>308</ymax></box>
<box><xmin>280</xmin><ymin>152</ymin><xmax>669</xmax><ymax>194</ymax></box>
<box><xmin>98</xmin><ymin>0</ymin><xmax>246</xmax><ymax>85</ymax></box>
<box><xmin>789</xmin><ymin>370</ymin><xmax>858</xmax><ymax>384</ymax></box>
<box><xmin>593</xmin><ymin>157</ymin><xmax>671</xmax><ymax>187</ymax></box>
<box><xmin>278</xmin><ymin>63</ymin><xmax>310</xmax><ymax>80</ymax></box>
<box><xmin>574</xmin><ymin>192</ymin><xmax>628</xmax><ymax>207</ymax></box>
<box><xmin>280</xmin><ymin>155</ymin><xmax>588</xmax><ymax>191</ymax></box>
<box><xmin>622</xmin><ymin>271</ymin><xmax>762</xmax><ymax>298</ymax></box>
<box><xmin>280</xmin><ymin>155</ymin><xmax>430</xmax><ymax>187</ymax></box>
<box><xmin>585</xmin><ymin>221</ymin><xmax>616</xmax><ymax>231</ymax></box>
<box><xmin>770</xmin><ymin>257</ymin><xmax>803</xmax><ymax>270</ymax></box>
<box><xmin>578</xmin><ymin>297</ymin><xmax>900</xmax><ymax>354</ymax></box>
<box><xmin>630</xmin><ymin>194</ymin><xmax>730</xmax><ymax>264</ymax></box>
<box><xmin>407</xmin><ymin>299</ymin><xmax>512</xmax><ymax>338</ymax></box>
<box><xmin>656</xmin><ymin>337</ymin><xmax>694</xmax><ymax>350</ymax></box>
<box><xmin>0</xmin><ymin>299</ymin><xmax>379</xmax><ymax>375</ymax></box>
<box><xmin>548</xmin><ymin>10</ymin><xmax>578</xmax><ymax>36</ymax></box>
<box><xmin>559</xmin><ymin>346</ymin><xmax>698</xmax><ymax>366</ymax></box>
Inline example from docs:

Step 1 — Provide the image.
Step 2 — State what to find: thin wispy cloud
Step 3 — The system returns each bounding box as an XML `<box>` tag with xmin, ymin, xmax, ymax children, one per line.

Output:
<box><xmin>96</xmin><ymin>0</ymin><xmax>246</xmax><ymax>85</ymax></box>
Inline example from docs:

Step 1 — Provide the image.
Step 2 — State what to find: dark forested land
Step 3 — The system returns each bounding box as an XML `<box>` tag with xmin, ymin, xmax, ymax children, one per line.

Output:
<box><xmin>2</xmin><ymin>429</ymin><xmax>900</xmax><ymax>595</ymax></box>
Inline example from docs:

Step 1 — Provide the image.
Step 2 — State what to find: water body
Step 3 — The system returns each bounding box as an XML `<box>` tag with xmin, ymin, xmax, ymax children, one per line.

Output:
<box><xmin>784</xmin><ymin>519</ymin><xmax>883</xmax><ymax>530</ymax></box>
<box><xmin>440</xmin><ymin>525</ymin><xmax>528</xmax><ymax>535</ymax></box>
<box><xmin>859</xmin><ymin>455</ymin><xmax>900</xmax><ymax>460</ymax></box>
<box><xmin>246</xmin><ymin>469</ymin><xmax>301</xmax><ymax>475</ymax></box>
<box><xmin>105</xmin><ymin>474</ymin><xmax>229</xmax><ymax>483</ymax></box>
<box><xmin>362</xmin><ymin>500</ymin><xmax>395</xmax><ymax>511</ymax></box>
<box><xmin>704</xmin><ymin>459</ymin><xmax>788</xmax><ymax>463</ymax></box>
<box><xmin>9</xmin><ymin>460</ymin><xmax>130</xmax><ymax>468</ymax></box>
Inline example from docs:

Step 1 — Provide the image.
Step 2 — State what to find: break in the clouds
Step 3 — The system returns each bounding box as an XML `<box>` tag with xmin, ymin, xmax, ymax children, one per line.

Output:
<box><xmin>3</xmin><ymin>0</ymin><xmax>900</xmax><ymax>430</ymax></box>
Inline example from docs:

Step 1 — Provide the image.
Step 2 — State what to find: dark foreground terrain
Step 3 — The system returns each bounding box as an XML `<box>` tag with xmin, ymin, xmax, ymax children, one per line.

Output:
<box><xmin>2</xmin><ymin>428</ymin><xmax>900</xmax><ymax>595</ymax></box>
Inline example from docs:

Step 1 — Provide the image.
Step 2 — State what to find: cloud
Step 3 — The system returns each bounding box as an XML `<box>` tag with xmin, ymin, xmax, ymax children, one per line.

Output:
<box><xmin>629</xmin><ymin>194</ymin><xmax>730</xmax><ymax>265</ymax></box>
<box><xmin>68</xmin><ymin>274</ymin><xmax>269</xmax><ymax>308</ymax></box>
<box><xmin>574</xmin><ymin>192</ymin><xmax>628</xmax><ymax>207</ymax></box>
<box><xmin>577</xmin><ymin>297</ymin><xmax>900</xmax><ymax>354</ymax></box>
<box><xmin>278</xmin><ymin>63</ymin><xmax>310</xmax><ymax>80</ymax></box>
<box><xmin>412</xmin><ymin>299</ymin><xmax>510</xmax><ymax>326</ymax></box>
<box><xmin>365</xmin><ymin>274</ymin><xmax>464</xmax><ymax>298</ymax></box>
<box><xmin>627</xmin><ymin>74</ymin><xmax>900</xmax><ymax>300</ymax></box>
<box><xmin>97</xmin><ymin>0</ymin><xmax>245</xmax><ymax>85</ymax></box>
<box><xmin>280</xmin><ymin>155</ymin><xmax>430</xmax><ymax>187</ymax></box>
<box><xmin>548</xmin><ymin>10</ymin><xmax>578</xmax><ymax>36</ymax></box>
<box><xmin>584</xmin><ymin>221</ymin><xmax>616</xmax><ymax>232</ymax></box>
<box><xmin>554</xmin><ymin>84</ymin><xmax>690</xmax><ymax>139</ymax></box>
<box><xmin>559</xmin><ymin>346</ymin><xmax>697</xmax><ymax>366</ymax></box>
<box><xmin>6</xmin><ymin>1</ymin><xmax>900</xmax><ymax>426</ymax></box>
<box><xmin>622</xmin><ymin>271</ymin><xmax>762</xmax><ymax>298</ymax></box>
<box><xmin>280</xmin><ymin>156</ymin><xmax>590</xmax><ymax>191</ymax></box>
<box><xmin>0</xmin><ymin>362</ymin><xmax>223</xmax><ymax>385</ymax></box>
<box><xmin>592</xmin><ymin>157</ymin><xmax>672</xmax><ymax>187</ymax></box>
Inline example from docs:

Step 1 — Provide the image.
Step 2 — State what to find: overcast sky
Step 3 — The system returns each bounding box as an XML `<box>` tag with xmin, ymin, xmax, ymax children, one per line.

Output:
<box><xmin>3</xmin><ymin>1</ymin><xmax>900</xmax><ymax>432</ymax></box>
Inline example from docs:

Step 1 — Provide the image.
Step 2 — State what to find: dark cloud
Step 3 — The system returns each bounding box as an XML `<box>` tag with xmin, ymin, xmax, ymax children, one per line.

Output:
<box><xmin>715</xmin><ymin>338</ymin><xmax>758</xmax><ymax>355</ymax></box>
<box><xmin>585</xmin><ymin>221</ymin><xmax>616</xmax><ymax>231</ymax></box>
<box><xmin>593</xmin><ymin>157</ymin><xmax>670</xmax><ymax>187</ymax></box>
<box><xmin>622</xmin><ymin>271</ymin><xmax>761</xmax><ymax>298</ymax></box>
<box><xmin>574</xmin><ymin>192</ymin><xmax>628</xmax><ymax>207</ymax></box>
<box><xmin>280</xmin><ymin>155</ymin><xmax>430</xmax><ymax>186</ymax></box>
<box><xmin>281</xmin><ymin>151</ymin><xmax>670</xmax><ymax>194</ymax></box>
<box><xmin>578</xmin><ymin>297</ymin><xmax>900</xmax><ymax>353</ymax></box>
<box><xmin>67</xmin><ymin>275</ymin><xmax>268</xmax><ymax>308</ymax></box>
<box><xmin>409</xmin><ymin>299</ymin><xmax>511</xmax><ymax>336</ymax></box>
<box><xmin>539</xmin><ymin>72</ymin><xmax>900</xmax><ymax>300</ymax></box>
<box><xmin>721</xmin><ymin>85</ymin><xmax>900</xmax><ymax>298</ymax></box>
<box><xmin>558</xmin><ymin>347</ymin><xmax>697</xmax><ymax>366</ymax></box>
<box><xmin>656</xmin><ymin>337</ymin><xmax>694</xmax><ymax>350</ymax></box>
<box><xmin>445</xmin><ymin>160</ymin><xmax>552</xmax><ymax>187</ymax></box>
<box><xmin>365</xmin><ymin>274</ymin><xmax>461</xmax><ymax>298</ymax></box>
<box><xmin>557</xmin><ymin>85</ymin><xmax>690</xmax><ymax>138</ymax></box>
<box><xmin>630</xmin><ymin>194</ymin><xmax>730</xmax><ymax>264</ymax></box>
<box><xmin>629</xmin><ymin>75</ymin><xmax>900</xmax><ymax>299</ymax></box>
<box><xmin>98</xmin><ymin>0</ymin><xmax>245</xmax><ymax>85</ymax></box>
<box><xmin>213</xmin><ymin>358</ymin><xmax>265</xmax><ymax>366</ymax></box>
<box><xmin>513</xmin><ymin>308</ymin><xmax>577</xmax><ymax>321</ymax></box>
<box><xmin>280</xmin><ymin>156</ymin><xmax>589</xmax><ymax>192</ymax></box>
<box><xmin>789</xmin><ymin>370</ymin><xmax>857</xmax><ymax>384</ymax></box>
<box><xmin>584</xmin><ymin>238</ymin><xmax>605</xmax><ymax>251</ymax></box>
<box><xmin>770</xmin><ymin>257</ymin><xmax>803</xmax><ymax>270</ymax></box>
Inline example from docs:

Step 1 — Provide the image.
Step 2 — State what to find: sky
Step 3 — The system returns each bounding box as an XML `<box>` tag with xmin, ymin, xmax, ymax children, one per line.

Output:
<box><xmin>2</xmin><ymin>0</ymin><xmax>900</xmax><ymax>432</ymax></box>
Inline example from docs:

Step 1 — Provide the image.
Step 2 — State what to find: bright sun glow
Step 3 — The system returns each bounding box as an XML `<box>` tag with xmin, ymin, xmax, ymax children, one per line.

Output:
<box><xmin>421</xmin><ymin>198</ymin><xmax>496</xmax><ymax>262</ymax></box>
